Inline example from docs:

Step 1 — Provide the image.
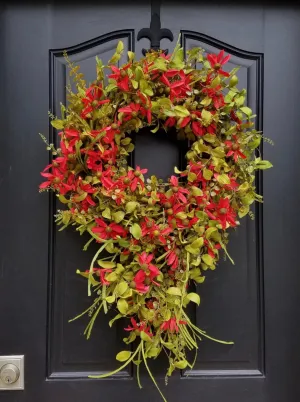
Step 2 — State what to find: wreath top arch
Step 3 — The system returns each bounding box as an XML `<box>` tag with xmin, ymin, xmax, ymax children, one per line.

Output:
<box><xmin>39</xmin><ymin>39</ymin><xmax>272</xmax><ymax>401</ymax></box>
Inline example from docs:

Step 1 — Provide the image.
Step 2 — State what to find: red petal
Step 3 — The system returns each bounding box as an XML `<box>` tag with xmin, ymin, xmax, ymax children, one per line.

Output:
<box><xmin>221</xmin><ymin>54</ymin><xmax>230</xmax><ymax>65</ymax></box>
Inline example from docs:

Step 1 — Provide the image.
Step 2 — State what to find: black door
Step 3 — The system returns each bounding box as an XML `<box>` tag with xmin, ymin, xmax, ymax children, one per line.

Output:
<box><xmin>1</xmin><ymin>2</ymin><xmax>300</xmax><ymax>401</ymax></box>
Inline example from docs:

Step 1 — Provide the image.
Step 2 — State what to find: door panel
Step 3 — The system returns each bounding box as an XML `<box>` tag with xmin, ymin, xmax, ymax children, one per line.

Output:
<box><xmin>1</xmin><ymin>3</ymin><xmax>300</xmax><ymax>402</ymax></box>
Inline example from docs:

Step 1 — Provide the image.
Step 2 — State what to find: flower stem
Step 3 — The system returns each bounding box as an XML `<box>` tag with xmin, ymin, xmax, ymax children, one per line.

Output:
<box><xmin>182</xmin><ymin>311</ymin><xmax>234</xmax><ymax>345</ymax></box>
<box><xmin>89</xmin><ymin>342</ymin><xmax>142</xmax><ymax>379</ymax></box>
<box><xmin>136</xmin><ymin>348</ymin><xmax>142</xmax><ymax>389</ymax></box>
<box><xmin>88</xmin><ymin>240</ymin><xmax>112</xmax><ymax>296</ymax></box>
<box><xmin>84</xmin><ymin>302</ymin><xmax>103</xmax><ymax>339</ymax></box>
<box><xmin>102</xmin><ymin>285</ymin><xmax>108</xmax><ymax>314</ymax></box>
<box><xmin>68</xmin><ymin>296</ymin><xmax>101</xmax><ymax>323</ymax></box>
<box><xmin>141</xmin><ymin>341</ymin><xmax>167</xmax><ymax>402</ymax></box>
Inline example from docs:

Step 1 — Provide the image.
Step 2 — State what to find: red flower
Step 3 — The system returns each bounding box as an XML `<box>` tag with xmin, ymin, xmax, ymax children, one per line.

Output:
<box><xmin>169</xmin><ymin>176</ymin><xmax>189</xmax><ymax>203</ymax></box>
<box><xmin>160</xmin><ymin>70</ymin><xmax>191</xmax><ymax>101</ymax></box>
<box><xmin>164</xmin><ymin>246</ymin><xmax>179</xmax><ymax>270</ymax></box>
<box><xmin>42</xmin><ymin>155</ymin><xmax>68</xmax><ymax>175</ymax></box>
<box><xmin>141</xmin><ymin>217</ymin><xmax>172</xmax><ymax>245</ymax></box>
<box><xmin>124</xmin><ymin>317</ymin><xmax>153</xmax><ymax>337</ymax></box>
<box><xmin>133</xmin><ymin>266</ymin><xmax>160</xmax><ymax>294</ymax></box>
<box><xmin>202</xmin><ymin>86</ymin><xmax>225</xmax><ymax>109</ymax></box>
<box><xmin>207</xmin><ymin>50</ymin><xmax>230</xmax><ymax>77</ymax></box>
<box><xmin>60</xmin><ymin>128</ymin><xmax>81</xmax><ymax>147</ymax></box>
<box><xmin>102</xmin><ymin>121</ymin><xmax>121</xmax><ymax>144</ymax></box>
<box><xmin>98</xmin><ymin>166</ymin><xmax>115</xmax><ymax>190</ymax></box>
<box><xmin>108</xmin><ymin>63</ymin><xmax>131</xmax><ymax>91</ymax></box>
<box><xmin>167</xmin><ymin>203</ymin><xmax>198</xmax><ymax>229</ymax></box>
<box><xmin>92</xmin><ymin>218</ymin><xmax>127</xmax><ymax>240</ymax></box>
<box><xmin>88</xmin><ymin>268</ymin><xmax>112</xmax><ymax>285</ymax></box>
<box><xmin>73</xmin><ymin>177</ymin><xmax>97</xmax><ymax>207</ymax></box>
<box><xmin>160</xmin><ymin>317</ymin><xmax>187</xmax><ymax>333</ymax></box>
<box><xmin>119</xmin><ymin>102</ymin><xmax>151</xmax><ymax>124</ymax></box>
<box><xmin>164</xmin><ymin>116</ymin><xmax>177</xmax><ymax>128</ymax></box>
<box><xmin>225</xmin><ymin>135</ymin><xmax>246</xmax><ymax>162</ymax></box>
<box><xmin>206</xmin><ymin>197</ymin><xmax>237</xmax><ymax>229</ymax></box>
<box><xmin>39</xmin><ymin>168</ymin><xmax>74</xmax><ymax>194</ymax></box>
<box><xmin>80</xmin><ymin>85</ymin><xmax>110</xmax><ymax>118</ymax></box>
<box><xmin>127</xmin><ymin>166</ymin><xmax>148</xmax><ymax>191</ymax></box>
<box><xmin>180</xmin><ymin>111</ymin><xmax>204</xmax><ymax>137</ymax></box>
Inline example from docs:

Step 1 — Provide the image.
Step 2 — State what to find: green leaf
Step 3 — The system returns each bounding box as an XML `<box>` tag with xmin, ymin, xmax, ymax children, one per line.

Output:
<box><xmin>185</xmin><ymin>292</ymin><xmax>200</xmax><ymax>306</ymax></box>
<box><xmin>116</xmin><ymin>350</ymin><xmax>131</xmax><ymax>362</ymax></box>
<box><xmin>118</xmin><ymin>238</ymin><xmax>130</xmax><ymax>247</ymax></box>
<box><xmin>203</xmin><ymin>168</ymin><xmax>213</xmax><ymax>180</ymax></box>
<box><xmin>109</xmin><ymin>314</ymin><xmax>122</xmax><ymax>327</ymax></box>
<box><xmin>224</xmin><ymin>90</ymin><xmax>236</xmax><ymax>103</ymax></box>
<box><xmin>205</xmin><ymin>227</ymin><xmax>217</xmax><ymax>239</ymax></box>
<box><xmin>203</xmin><ymin>133</ymin><xmax>216</xmax><ymax>144</ymax></box>
<box><xmin>127</xmin><ymin>51</ymin><xmax>135</xmax><ymax>61</ymax></box>
<box><xmin>240</xmin><ymin>106</ymin><xmax>252</xmax><ymax>116</ymax></box>
<box><xmin>152</xmin><ymin>58</ymin><xmax>167</xmax><ymax>71</ymax></box>
<box><xmin>116</xmin><ymin>281</ymin><xmax>128</xmax><ymax>295</ymax></box>
<box><xmin>211</xmin><ymin>75</ymin><xmax>221</xmax><ymax>88</ymax></box>
<box><xmin>57</xmin><ymin>194</ymin><xmax>69</xmax><ymax>204</ymax></box>
<box><xmin>140</xmin><ymin>331</ymin><xmax>152</xmax><ymax>342</ymax></box>
<box><xmin>174</xmin><ymin>105</ymin><xmax>190</xmax><ymax>117</ymax></box>
<box><xmin>117</xmin><ymin>299</ymin><xmax>128</xmax><ymax>314</ymax></box>
<box><xmin>105</xmin><ymin>83</ymin><xmax>117</xmax><ymax>92</ymax></box>
<box><xmin>131</xmin><ymin>79</ymin><xmax>138</xmax><ymax>89</ymax></box>
<box><xmin>211</xmin><ymin>147</ymin><xmax>225</xmax><ymax>158</ymax></box>
<box><xmin>188</xmin><ymin>172</ymin><xmax>197</xmax><ymax>182</ymax></box>
<box><xmin>130</xmin><ymin>223</ymin><xmax>142</xmax><ymax>240</ymax></box>
<box><xmin>73</xmin><ymin>192</ymin><xmax>87</xmax><ymax>202</ymax></box>
<box><xmin>105</xmin><ymin>272</ymin><xmax>118</xmax><ymax>282</ymax></box>
<box><xmin>116</xmin><ymin>41</ymin><xmax>124</xmax><ymax>53</ymax></box>
<box><xmin>200</xmin><ymin>96</ymin><xmax>212</xmax><ymax>107</ymax></box>
<box><xmin>174</xmin><ymin>166</ymin><xmax>183</xmax><ymax>174</ymax></box>
<box><xmin>166</xmin><ymin>287</ymin><xmax>182</xmax><ymax>296</ymax></box>
<box><xmin>190</xmin><ymin>237</ymin><xmax>204</xmax><ymax>249</ymax></box>
<box><xmin>112</xmin><ymin>211</ymin><xmax>125</xmax><ymax>223</ymax></box>
<box><xmin>170</xmin><ymin>46</ymin><xmax>184</xmax><ymax>69</ymax></box>
<box><xmin>161</xmin><ymin>341</ymin><xmax>174</xmax><ymax>350</ymax></box>
<box><xmin>174</xmin><ymin>360</ymin><xmax>188</xmax><ymax>369</ymax></box>
<box><xmin>234</xmin><ymin>96</ymin><xmax>245</xmax><ymax>108</ymax></box>
<box><xmin>255</xmin><ymin>159</ymin><xmax>273</xmax><ymax>170</ymax></box>
<box><xmin>190</xmin><ymin>186</ymin><xmax>203</xmax><ymax>196</ymax></box>
<box><xmin>147</xmin><ymin>347</ymin><xmax>160</xmax><ymax>357</ymax></box>
<box><xmin>105</xmin><ymin>295</ymin><xmax>116</xmax><ymax>303</ymax></box>
<box><xmin>135</xmin><ymin>66</ymin><xmax>144</xmax><ymax>81</ymax></box>
<box><xmin>237</xmin><ymin>182</ymin><xmax>249</xmax><ymax>193</ymax></box>
<box><xmin>217</xmin><ymin>174</ymin><xmax>230</xmax><ymax>185</ymax></box>
<box><xmin>201</xmin><ymin>109</ymin><xmax>213</xmax><ymax>126</ymax></box>
<box><xmin>97</xmin><ymin>260</ymin><xmax>116</xmax><ymax>268</ymax></box>
<box><xmin>102</xmin><ymin>207</ymin><xmax>111</xmax><ymax>219</ymax></box>
<box><xmin>51</xmin><ymin>119</ymin><xmax>64</xmax><ymax>130</ymax></box>
<box><xmin>150</xmin><ymin>124</ymin><xmax>160</xmax><ymax>133</ymax></box>
<box><xmin>202</xmin><ymin>254</ymin><xmax>214</xmax><ymax>266</ymax></box>
<box><xmin>126</xmin><ymin>201</ymin><xmax>139</xmax><ymax>213</ymax></box>
<box><xmin>176</xmin><ymin>211</ymin><xmax>187</xmax><ymax>220</ymax></box>
<box><xmin>185</xmin><ymin>245</ymin><xmax>200</xmax><ymax>255</ymax></box>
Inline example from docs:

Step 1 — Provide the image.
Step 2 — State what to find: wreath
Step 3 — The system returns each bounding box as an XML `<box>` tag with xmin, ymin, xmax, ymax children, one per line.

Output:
<box><xmin>39</xmin><ymin>38</ymin><xmax>272</xmax><ymax>401</ymax></box>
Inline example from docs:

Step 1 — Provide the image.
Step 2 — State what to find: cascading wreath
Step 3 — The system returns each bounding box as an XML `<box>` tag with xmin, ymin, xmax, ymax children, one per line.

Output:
<box><xmin>39</xmin><ymin>39</ymin><xmax>272</xmax><ymax>401</ymax></box>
